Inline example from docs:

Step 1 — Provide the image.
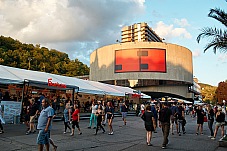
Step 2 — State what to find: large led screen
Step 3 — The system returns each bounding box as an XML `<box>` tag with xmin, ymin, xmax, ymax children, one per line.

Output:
<box><xmin>115</xmin><ymin>48</ymin><xmax>166</xmax><ymax>73</ymax></box>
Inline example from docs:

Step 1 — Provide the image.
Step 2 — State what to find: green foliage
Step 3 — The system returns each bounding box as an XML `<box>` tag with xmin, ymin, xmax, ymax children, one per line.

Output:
<box><xmin>199</xmin><ymin>83</ymin><xmax>217</xmax><ymax>103</ymax></box>
<box><xmin>197</xmin><ymin>6</ymin><xmax>227</xmax><ymax>54</ymax></box>
<box><xmin>0</xmin><ymin>35</ymin><xmax>90</xmax><ymax>76</ymax></box>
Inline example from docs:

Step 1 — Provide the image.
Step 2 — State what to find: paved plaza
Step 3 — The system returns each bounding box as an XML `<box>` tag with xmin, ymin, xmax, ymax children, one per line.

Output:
<box><xmin>0</xmin><ymin>114</ymin><xmax>226</xmax><ymax>151</ymax></box>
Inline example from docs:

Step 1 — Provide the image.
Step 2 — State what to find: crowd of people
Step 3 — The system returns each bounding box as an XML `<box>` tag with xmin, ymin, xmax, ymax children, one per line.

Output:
<box><xmin>0</xmin><ymin>92</ymin><xmax>226</xmax><ymax>150</ymax></box>
<box><xmin>24</xmin><ymin>95</ymin><xmax>119</xmax><ymax>151</ymax></box>
<box><xmin>140</xmin><ymin>101</ymin><xmax>226</xmax><ymax>149</ymax></box>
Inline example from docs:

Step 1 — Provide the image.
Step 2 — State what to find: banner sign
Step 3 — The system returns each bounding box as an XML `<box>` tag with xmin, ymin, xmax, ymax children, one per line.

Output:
<box><xmin>1</xmin><ymin>101</ymin><xmax>22</xmax><ymax>124</ymax></box>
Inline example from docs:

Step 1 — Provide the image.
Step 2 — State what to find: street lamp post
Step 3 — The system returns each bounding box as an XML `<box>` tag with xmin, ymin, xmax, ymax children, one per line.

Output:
<box><xmin>28</xmin><ymin>57</ymin><xmax>32</xmax><ymax>70</ymax></box>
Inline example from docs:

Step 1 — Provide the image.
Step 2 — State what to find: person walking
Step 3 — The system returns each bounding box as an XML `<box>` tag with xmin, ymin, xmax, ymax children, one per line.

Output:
<box><xmin>151</xmin><ymin>104</ymin><xmax>158</xmax><ymax>133</ymax></box>
<box><xmin>36</xmin><ymin>98</ymin><xmax>54</xmax><ymax>151</ymax></box>
<box><xmin>26</xmin><ymin>98</ymin><xmax>39</xmax><ymax>135</ymax></box>
<box><xmin>177</xmin><ymin>104</ymin><xmax>186</xmax><ymax>136</ymax></box>
<box><xmin>63</xmin><ymin>100</ymin><xmax>72</xmax><ymax>134</ymax></box>
<box><xmin>141</xmin><ymin>105</ymin><xmax>156</xmax><ymax>146</ymax></box>
<box><xmin>211</xmin><ymin>107</ymin><xmax>225</xmax><ymax>140</ymax></box>
<box><xmin>140</xmin><ymin>103</ymin><xmax>145</xmax><ymax>116</ymax></box>
<box><xmin>207</xmin><ymin>104</ymin><xmax>214</xmax><ymax>137</ymax></box>
<box><xmin>195</xmin><ymin>105</ymin><xmax>205</xmax><ymax>135</ymax></box>
<box><xmin>105</xmin><ymin>101</ymin><xmax>114</xmax><ymax>135</ymax></box>
<box><xmin>70</xmin><ymin>104</ymin><xmax>82</xmax><ymax>136</ymax></box>
<box><xmin>120</xmin><ymin>102</ymin><xmax>128</xmax><ymax>125</ymax></box>
<box><xmin>88</xmin><ymin>100</ymin><xmax>98</xmax><ymax>129</ymax></box>
<box><xmin>0</xmin><ymin>104</ymin><xmax>4</xmax><ymax>134</ymax></box>
<box><xmin>158</xmin><ymin>102</ymin><xmax>172</xmax><ymax>149</ymax></box>
<box><xmin>94</xmin><ymin>105</ymin><xmax>105</xmax><ymax>135</ymax></box>
<box><xmin>170</xmin><ymin>102</ymin><xmax>179</xmax><ymax>135</ymax></box>
<box><xmin>102</xmin><ymin>101</ymin><xmax>107</xmax><ymax>126</ymax></box>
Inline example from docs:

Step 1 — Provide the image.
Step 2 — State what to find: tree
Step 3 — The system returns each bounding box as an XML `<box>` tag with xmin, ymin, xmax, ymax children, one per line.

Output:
<box><xmin>197</xmin><ymin>6</ymin><xmax>227</xmax><ymax>54</ymax></box>
<box><xmin>0</xmin><ymin>35</ymin><xmax>90</xmax><ymax>76</ymax></box>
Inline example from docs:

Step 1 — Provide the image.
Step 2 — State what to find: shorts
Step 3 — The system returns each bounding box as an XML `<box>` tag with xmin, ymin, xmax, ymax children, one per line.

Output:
<box><xmin>30</xmin><ymin>115</ymin><xmax>36</xmax><ymax>123</ymax></box>
<box><xmin>122</xmin><ymin>112</ymin><xmax>127</xmax><ymax>119</ymax></box>
<box><xmin>197</xmin><ymin>120</ymin><xmax>204</xmax><ymax>125</ymax></box>
<box><xmin>145</xmin><ymin>125</ymin><xmax>154</xmax><ymax>132</ymax></box>
<box><xmin>37</xmin><ymin>130</ymin><xmax>50</xmax><ymax>145</ymax></box>
<box><xmin>141</xmin><ymin>110</ymin><xmax>145</xmax><ymax>115</ymax></box>
<box><xmin>171</xmin><ymin>116</ymin><xmax>178</xmax><ymax>124</ymax></box>
<box><xmin>24</xmin><ymin>114</ymin><xmax>30</xmax><ymax>122</ymax></box>
<box><xmin>215</xmin><ymin>122</ymin><xmax>225</xmax><ymax>127</ymax></box>
<box><xmin>72</xmin><ymin>120</ymin><xmax>79</xmax><ymax>129</ymax></box>
<box><xmin>107</xmin><ymin>114</ymin><xmax>113</xmax><ymax>119</ymax></box>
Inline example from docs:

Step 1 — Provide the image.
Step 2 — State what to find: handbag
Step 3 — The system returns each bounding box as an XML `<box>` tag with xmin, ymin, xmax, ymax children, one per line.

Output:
<box><xmin>203</xmin><ymin>116</ymin><xmax>208</xmax><ymax>122</ymax></box>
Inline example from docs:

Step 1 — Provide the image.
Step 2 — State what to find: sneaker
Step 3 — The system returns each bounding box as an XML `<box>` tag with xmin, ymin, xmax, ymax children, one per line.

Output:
<box><xmin>162</xmin><ymin>145</ymin><xmax>166</xmax><ymax>149</ymax></box>
<box><xmin>201</xmin><ymin>133</ymin><xmax>204</xmax><ymax>135</ymax></box>
<box><xmin>70</xmin><ymin>133</ymin><xmax>74</xmax><ymax>136</ymax></box>
<box><xmin>32</xmin><ymin>130</ymin><xmax>36</xmax><ymax>134</ymax></box>
<box><xmin>147</xmin><ymin>143</ymin><xmax>153</xmax><ymax>146</ymax></box>
<box><xmin>26</xmin><ymin>131</ymin><xmax>31</xmax><ymax>135</ymax></box>
<box><xmin>172</xmin><ymin>133</ymin><xmax>174</xmax><ymax>135</ymax></box>
<box><xmin>110</xmin><ymin>132</ymin><xmax>114</xmax><ymax>135</ymax></box>
<box><xmin>0</xmin><ymin>131</ymin><xmax>3</xmax><ymax>134</ymax></box>
<box><xmin>93</xmin><ymin>127</ymin><xmax>96</xmax><ymax>129</ymax></box>
<box><xmin>211</xmin><ymin>137</ymin><xmax>216</xmax><ymax>140</ymax></box>
<box><xmin>208</xmin><ymin>136</ymin><xmax>213</xmax><ymax>138</ymax></box>
<box><xmin>178</xmin><ymin>133</ymin><xmax>181</xmax><ymax>136</ymax></box>
<box><xmin>63</xmin><ymin>132</ymin><xmax>67</xmax><ymax>134</ymax></box>
<box><xmin>79</xmin><ymin>132</ymin><xmax>82</xmax><ymax>135</ymax></box>
<box><xmin>183</xmin><ymin>132</ymin><xmax>186</xmax><ymax>134</ymax></box>
<box><xmin>87</xmin><ymin>127</ymin><xmax>91</xmax><ymax>129</ymax></box>
<box><xmin>94</xmin><ymin>133</ymin><xmax>97</xmax><ymax>135</ymax></box>
<box><xmin>102</xmin><ymin>131</ymin><xmax>105</xmax><ymax>133</ymax></box>
<box><xmin>154</xmin><ymin>131</ymin><xmax>157</xmax><ymax>133</ymax></box>
<box><xmin>196</xmin><ymin>133</ymin><xmax>198</xmax><ymax>135</ymax></box>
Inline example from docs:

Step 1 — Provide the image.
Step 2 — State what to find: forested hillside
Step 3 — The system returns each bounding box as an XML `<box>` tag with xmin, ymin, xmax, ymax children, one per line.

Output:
<box><xmin>0</xmin><ymin>36</ymin><xmax>89</xmax><ymax>76</ymax></box>
<box><xmin>198</xmin><ymin>83</ymin><xmax>217</xmax><ymax>104</ymax></box>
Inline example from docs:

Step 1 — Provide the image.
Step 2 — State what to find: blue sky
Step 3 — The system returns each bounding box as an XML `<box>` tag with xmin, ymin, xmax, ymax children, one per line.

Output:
<box><xmin>141</xmin><ymin>0</ymin><xmax>227</xmax><ymax>87</ymax></box>
<box><xmin>0</xmin><ymin>0</ymin><xmax>226</xmax><ymax>86</ymax></box>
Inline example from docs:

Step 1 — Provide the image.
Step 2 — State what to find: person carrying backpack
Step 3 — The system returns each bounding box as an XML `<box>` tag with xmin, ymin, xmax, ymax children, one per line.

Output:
<box><xmin>158</xmin><ymin>102</ymin><xmax>172</xmax><ymax>149</ymax></box>
<box><xmin>170</xmin><ymin>102</ymin><xmax>179</xmax><ymax>135</ymax></box>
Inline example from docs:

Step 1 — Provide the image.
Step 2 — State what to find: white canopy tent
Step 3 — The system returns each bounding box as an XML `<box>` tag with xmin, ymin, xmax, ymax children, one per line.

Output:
<box><xmin>0</xmin><ymin>65</ymin><xmax>23</xmax><ymax>84</ymax></box>
<box><xmin>0</xmin><ymin>65</ymin><xmax>141</xmax><ymax>96</ymax></box>
<box><xmin>85</xmin><ymin>80</ymin><xmax>125</xmax><ymax>96</ymax></box>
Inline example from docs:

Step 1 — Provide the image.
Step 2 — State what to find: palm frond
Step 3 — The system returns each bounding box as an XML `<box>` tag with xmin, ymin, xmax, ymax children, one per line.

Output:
<box><xmin>203</xmin><ymin>36</ymin><xmax>227</xmax><ymax>54</ymax></box>
<box><xmin>197</xmin><ymin>27</ymin><xmax>223</xmax><ymax>43</ymax></box>
<box><xmin>208</xmin><ymin>8</ymin><xmax>227</xmax><ymax>27</ymax></box>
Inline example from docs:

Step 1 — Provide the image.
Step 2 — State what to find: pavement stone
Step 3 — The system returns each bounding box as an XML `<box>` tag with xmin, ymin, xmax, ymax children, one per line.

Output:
<box><xmin>0</xmin><ymin>114</ymin><xmax>226</xmax><ymax>151</ymax></box>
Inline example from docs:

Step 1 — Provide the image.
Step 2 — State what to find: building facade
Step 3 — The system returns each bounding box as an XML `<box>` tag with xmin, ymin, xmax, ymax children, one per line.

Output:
<box><xmin>89</xmin><ymin>23</ymin><xmax>200</xmax><ymax>101</ymax></box>
<box><xmin>121</xmin><ymin>22</ymin><xmax>162</xmax><ymax>43</ymax></box>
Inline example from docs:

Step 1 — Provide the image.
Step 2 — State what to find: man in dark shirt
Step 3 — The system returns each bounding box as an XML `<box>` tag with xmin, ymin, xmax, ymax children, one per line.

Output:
<box><xmin>159</xmin><ymin>102</ymin><xmax>172</xmax><ymax>149</ymax></box>
<box><xmin>26</xmin><ymin>98</ymin><xmax>39</xmax><ymax>135</ymax></box>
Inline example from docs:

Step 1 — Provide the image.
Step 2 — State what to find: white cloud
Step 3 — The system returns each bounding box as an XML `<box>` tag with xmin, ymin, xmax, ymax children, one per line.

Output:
<box><xmin>192</xmin><ymin>49</ymin><xmax>201</xmax><ymax>57</ymax></box>
<box><xmin>154</xmin><ymin>21</ymin><xmax>192</xmax><ymax>40</ymax></box>
<box><xmin>0</xmin><ymin>0</ymin><xmax>145</xmax><ymax>65</ymax></box>
<box><xmin>174</xmin><ymin>18</ymin><xmax>190</xmax><ymax>27</ymax></box>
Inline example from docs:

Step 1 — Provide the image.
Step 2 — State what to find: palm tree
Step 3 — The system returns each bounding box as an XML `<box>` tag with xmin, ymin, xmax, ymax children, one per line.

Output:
<box><xmin>197</xmin><ymin>7</ymin><xmax>227</xmax><ymax>54</ymax></box>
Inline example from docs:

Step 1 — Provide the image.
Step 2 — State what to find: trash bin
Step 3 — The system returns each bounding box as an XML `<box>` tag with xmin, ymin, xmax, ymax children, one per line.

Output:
<box><xmin>13</xmin><ymin>115</ymin><xmax>20</xmax><ymax>124</ymax></box>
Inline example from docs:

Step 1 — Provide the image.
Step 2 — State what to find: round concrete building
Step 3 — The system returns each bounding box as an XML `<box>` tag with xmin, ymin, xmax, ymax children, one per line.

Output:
<box><xmin>90</xmin><ymin>23</ymin><xmax>194</xmax><ymax>101</ymax></box>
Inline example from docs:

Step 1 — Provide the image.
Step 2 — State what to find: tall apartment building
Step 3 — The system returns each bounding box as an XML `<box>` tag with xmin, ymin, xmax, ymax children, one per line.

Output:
<box><xmin>121</xmin><ymin>22</ymin><xmax>163</xmax><ymax>43</ymax></box>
